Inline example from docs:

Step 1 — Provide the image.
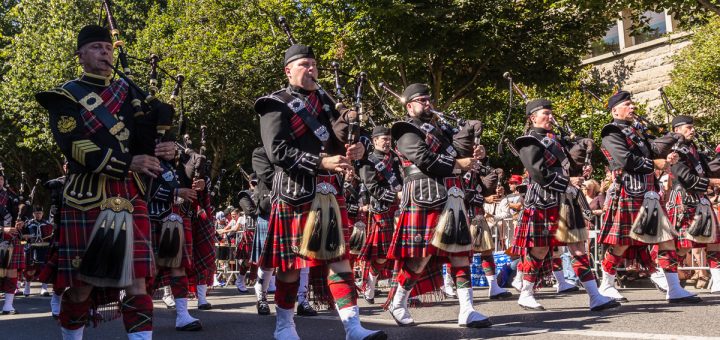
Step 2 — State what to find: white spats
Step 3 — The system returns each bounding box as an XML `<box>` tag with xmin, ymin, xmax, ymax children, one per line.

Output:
<box><xmin>389</xmin><ymin>286</ymin><xmax>414</xmax><ymax>326</ymax></box>
<box><xmin>512</xmin><ymin>270</ymin><xmax>524</xmax><ymax>292</ymax></box>
<box><xmin>650</xmin><ymin>269</ymin><xmax>668</xmax><ymax>293</ymax></box>
<box><xmin>665</xmin><ymin>272</ymin><xmax>701</xmax><ymax>303</ymax></box>
<box><xmin>518</xmin><ymin>280</ymin><xmax>544</xmax><ymax>311</ymax></box>
<box><xmin>553</xmin><ymin>271</ymin><xmax>577</xmax><ymax>293</ymax></box>
<box><xmin>364</xmin><ymin>273</ymin><xmax>377</xmax><ymax>301</ymax></box>
<box><xmin>126</xmin><ymin>331</ymin><xmax>152</xmax><ymax>340</ymax></box>
<box><xmin>486</xmin><ymin>275</ymin><xmax>511</xmax><ymax>299</ymax></box>
<box><xmin>582</xmin><ymin>279</ymin><xmax>619</xmax><ymax>311</ymax></box>
<box><xmin>599</xmin><ymin>271</ymin><xmax>626</xmax><ymax>302</ymax></box>
<box><xmin>60</xmin><ymin>326</ymin><xmax>84</xmax><ymax>340</ymax></box>
<box><xmin>274</xmin><ymin>306</ymin><xmax>300</xmax><ymax>340</ymax></box>
<box><xmin>174</xmin><ymin>298</ymin><xmax>200</xmax><ymax>329</ymax></box>
<box><xmin>338</xmin><ymin>305</ymin><xmax>385</xmax><ymax>340</ymax></box>
<box><xmin>197</xmin><ymin>284</ymin><xmax>208</xmax><ymax>305</ymax></box>
<box><xmin>442</xmin><ymin>272</ymin><xmax>456</xmax><ymax>298</ymax></box>
<box><xmin>456</xmin><ymin>287</ymin><xmax>491</xmax><ymax>328</ymax></box>
<box><xmin>710</xmin><ymin>268</ymin><xmax>720</xmax><ymax>293</ymax></box>
<box><xmin>2</xmin><ymin>293</ymin><xmax>15</xmax><ymax>313</ymax></box>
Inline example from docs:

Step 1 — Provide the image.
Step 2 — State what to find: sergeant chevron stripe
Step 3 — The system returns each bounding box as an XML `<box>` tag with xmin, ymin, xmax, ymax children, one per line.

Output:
<box><xmin>71</xmin><ymin>139</ymin><xmax>100</xmax><ymax>166</ymax></box>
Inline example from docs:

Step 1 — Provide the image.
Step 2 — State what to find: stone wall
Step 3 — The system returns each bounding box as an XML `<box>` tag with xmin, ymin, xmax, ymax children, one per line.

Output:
<box><xmin>582</xmin><ymin>31</ymin><xmax>693</xmax><ymax>116</ymax></box>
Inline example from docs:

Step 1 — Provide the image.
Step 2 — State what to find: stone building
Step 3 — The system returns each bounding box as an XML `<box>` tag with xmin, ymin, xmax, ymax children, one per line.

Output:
<box><xmin>582</xmin><ymin>10</ymin><xmax>692</xmax><ymax>118</ymax></box>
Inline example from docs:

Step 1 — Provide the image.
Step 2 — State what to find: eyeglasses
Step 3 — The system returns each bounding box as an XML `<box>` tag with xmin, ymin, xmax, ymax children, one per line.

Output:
<box><xmin>411</xmin><ymin>96</ymin><xmax>433</xmax><ymax>104</ymax></box>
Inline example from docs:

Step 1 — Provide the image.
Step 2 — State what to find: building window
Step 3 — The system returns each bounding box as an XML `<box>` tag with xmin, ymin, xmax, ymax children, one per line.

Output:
<box><xmin>589</xmin><ymin>23</ymin><xmax>621</xmax><ymax>57</ymax></box>
<box><xmin>632</xmin><ymin>11</ymin><xmax>667</xmax><ymax>45</ymax></box>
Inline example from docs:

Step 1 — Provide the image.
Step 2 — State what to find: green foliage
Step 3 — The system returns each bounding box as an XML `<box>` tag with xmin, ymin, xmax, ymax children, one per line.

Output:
<box><xmin>665</xmin><ymin>16</ymin><xmax>720</xmax><ymax>144</ymax></box>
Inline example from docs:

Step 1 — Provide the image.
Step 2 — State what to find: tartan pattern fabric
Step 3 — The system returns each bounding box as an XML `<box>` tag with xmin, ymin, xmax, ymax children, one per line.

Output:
<box><xmin>38</xmin><ymin>248</ymin><xmax>59</xmax><ymax>286</ymax></box>
<box><xmin>259</xmin><ymin>175</ymin><xmax>350</xmax><ymax>271</ymax></box>
<box><xmin>170</xmin><ymin>275</ymin><xmax>189</xmax><ymax>299</ymax></box>
<box><xmin>235</xmin><ymin>229</ymin><xmax>255</xmax><ymax>261</ymax></box>
<box><xmin>598</xmin><ymin>186</ymin><xmax>648</xmax><ymax>246</ymax></box>
<box><xmin>666</xmin><ymin>191</ymin><xmax>701</xmax><ymax>249</ymax></box>
<box><xmin>708</xmin><ymin>250</ymin><xmax>720</xmax><ymax>268</ymax></box>
<box><xmin>191</xmin><ymin>207</ymin><xmax>217</xmax><ymax>275</ymax></box>
<box><xmin>397</xmin><ymin>267</ymin><xmax>422</xmax><ymax>290</ymax></box>
<box><xmin>601</xmin><ymin>251</ymin><xmax>623</xmax><ymax>276</ymax></box>
<box><xmin>250</xmin><ymin>216</ymin><xmax>269</xmax><ymax>263</ymax></box>
<box><xmin>328</xmin><ymin>272</ymin><xmax>357</xmax><ymax>309</ymax></box>
<box><xmin>2</xmin><ymin>276</ymin><xmax>17</xmax><ymax>294</ymax></box>
<box><xmin>572</xmin><ymin>254</ymin><xmax>595</xmax><ymax>282</ymax></box>
<box><xmin>121</xmin><ymin>294</ymin><xmax>153</xmax><ymax>333</ymax></box>
<box><xmin>450</xmin><ymin>266</ymin><xmax>471</xmax><ymax>289</ymax></box>
<box><xmin>383</xmin><ymin>258</ymin><xmax>444</xmax><ymax>310</ymax></box>
<box><xmin>657</xmin><ymin>249</ymin><xmax>680</xmax><ymax>273</ymax></box>
<box><xmin>78</xmin><ymin>79</ymin><xmax>128</xmax><ymax>136</ymax></box>
<box><xmin>358</xmin><ymin>206</ymin><xmax>397</xmax><ymax>261</ymax></box>
<box><xmin>389</xmin><ymin>203</ymin><xmax>470</xmax><ymax>260</ymax></box>
<box><xmin>56</xmin><ymin>177</ymin><xmax>154</xmax><ymax>289</ymax></box>
<box><xmin>512</xmin><ymin>206</ymin><xmax>562</xmax><ymax>250</ymax></box>
<box><xmin>0</xmin><ymin>236</ymin><xmax>25</xmax><ymax>270</ymax></box>
<box><xmin>59</xmin><ymin>297</ymin><xmax>92</xmax><ymax>330</ymax></box>
<box><xmin>551</xmin><ymin>257</ymin><xmax>563</xmax><ymax>272</ymax></box>
<box><xmin>523</xmin><ymin>253</ymin><xmax>545</xmax><ymax>283</ymax></box>
<box><xmin>275</xmin><ymin>279</ymin><xmax>300</xmax><ymax>309</ymax></box>
<box><xmin>398</xmin><ymin>121</ymin><xmax>446</xmax><ymax>168</ymax></box>
<box><xmin>191</xmin><ymin>205</ymin><xmax>217</xmax><ymax>284</ymax></box>
<box><xmin>480</xmin><ymin>254</ymin><xmax>496</xmax><ymax>276</ymax></box>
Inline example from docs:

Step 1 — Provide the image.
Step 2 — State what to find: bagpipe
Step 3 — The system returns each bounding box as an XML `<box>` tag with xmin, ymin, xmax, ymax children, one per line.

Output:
<box><xmin>502</xmin><ymin>72</ymin><xmax>593</xmax><ymax>243</ymax></box>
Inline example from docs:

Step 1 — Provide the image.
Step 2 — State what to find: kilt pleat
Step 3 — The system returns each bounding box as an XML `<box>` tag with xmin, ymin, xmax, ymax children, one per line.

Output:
<box><xmin>259</xmin><ymin>177</ymin><xmax>350</xmax><ymax>272</ymax></box>
<box><xmin>57</xmin><ymin>177</ymin><xmax>154</xmax><ymax>289</ymax></box>
<box><xmin>250</xmin><ymin>216</ymin><xmax>269</xmax><ymax>263</ymax></box>
<box><xmin>388</xmin><ymin>203</ymin><xmax>470</xmax><ymax>260</ymax></box>
<box><xmin>358</xmin><ymin>206</ymin><xmax>397</xmax><ymax>261</ymax></box>
<box><xmin>191</xmin><ymin>207</ymin><xmax>217</xmax><ymax>283</ymax></box>
<box><xmin>235</xmin><ymin>229</ymin><xmax>255</xmax><ymax>261</ymax></box>
<box><xmin>598</xmin><ymin>187</ymin><xmax>648</xmax><ymax>246</ymax></box>
<box><xmin>510</xmin><ymin>206</ymin><xmax>562</xmax><ymax>253</ymax></box>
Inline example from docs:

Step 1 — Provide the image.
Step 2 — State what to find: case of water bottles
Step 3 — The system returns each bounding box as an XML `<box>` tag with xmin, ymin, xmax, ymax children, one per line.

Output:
<box><xmin>471</xmin><ymin>252</ymin><xmax>511</xmax><ymax>287</ymax></box>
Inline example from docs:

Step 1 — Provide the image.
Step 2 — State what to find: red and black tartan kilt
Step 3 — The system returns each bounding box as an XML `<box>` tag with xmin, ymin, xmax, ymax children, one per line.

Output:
<box><xmin>599</xmin><ymin>187</ymin><xmax>649</xmax><ymax>246</ymax></box>
<box><xmin>509</xmin><ymin>206</ymin><xmax>563</xmax><ymax>257</ymax></box>
<box><xmin>0</xmin><ymin>234</ymin><xmax>24</xmax><ymax>271</ymax></box>
<box><xmin>56</xmin><ymin>177</ymin><xmax>154</xmax><ymax>289</ymax></box>
<box><xmin>389</xmin><ymin>203</ymin><xmax>471</xmax><ymax>260</ymax></box>
<box><xmin>358</xmin><ymin>205</ymin><xmax>397</xmax><ymax>262</ymax></box>
<box><xmin>259</xmin><ymin>176</ymin><xmax>350</xmax><ymax>272</ymax></box>
<box><xmin>152</xmin><ymin>208</ymin><xmax>193</xmax><ymax>287</ymax></box>
<box><xmin>667</xmin><ymin>192</ymin><xmax>720</xmax><ymax>249</ymax></box>
<box><xmin>235</xmin><ymin>229</ymin><xmax>255</xmax><ymax>261</ymax></box>
<box><xmin>190</xmin><ymin>207</ymin><xmax>217</xmax><ymax>286</ymax></box>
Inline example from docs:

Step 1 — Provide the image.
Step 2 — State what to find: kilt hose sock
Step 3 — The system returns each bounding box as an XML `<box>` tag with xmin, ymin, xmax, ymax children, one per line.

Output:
<box><xmin>657</xmin><ymin>250</ymin><xmax>680</xmax><ymax>273</ymax></box>
<box><xmin>480</xmin><ymin>255</ymin><xmax>496</xmax><ymax>276</ymax></box>
<box><xmin>59</xmin><ymin>295</ymin><xmax>92</xmax><ymax>330</ymax></box>
<box><xmin>708</xmin><ymin>251</ymin><xmax>720</xmax><ymax>268</ymax></box>
<box><xmin>602</xmin><ymin>250</ymin><xmax>624</xmax><ymax>276</ymax></box>
<box><xmin>369</xmin><ymin>260</ymin><xmax>387</xmax><ymax>277</ymax></box>
<box><xmin>328</xmin><ymin>272</ymin><xmax>358</xmax><ymax>310</ymax></box>
<box><xmin>522</xmin><ymin>253</ymin><xmax>544</xmax><ymax>283</ymax></box>
<box><xmin>572</xmin><ymin>254</ymin><xmax>596</xmax><ymax>283</ymax></box>
<box><xmin>397</xmin><ymin>266</ymin><xmax>423</xmax><ymax>291</ymax></box>
<box><xmin>450</xmin><ymin>266</ymin><xmax>471</xmax><ymax>289</ymax></box>
<box><xmin>170</xmin><ymin>276</ymin><xmax>189</xmax><ymax>299</ymax></box>
<box><xmin>551</xmin><ymin>257</ymin><xmax>563</xmax><ymax>272</ymax></box>
<box><xmin>2</xmin><ymin>276</ymin><xmax>17</xmax><ymax>294</ymax></box>
<box><xmin>121</xmin><ymin>295</ymin><xmax>153</xmax><ymax>333</ymax></box>
<box><xmin>275</xmin><ymin>279</ymin><xmax>300</xmax><ymax>310</ymax></box>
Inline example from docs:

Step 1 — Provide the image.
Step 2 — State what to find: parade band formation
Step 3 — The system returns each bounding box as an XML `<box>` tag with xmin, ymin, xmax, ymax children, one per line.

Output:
<box><xmin>1</xmin><ymin>21</ymin><xmax>719</xmax><ymax>340</ymax></box>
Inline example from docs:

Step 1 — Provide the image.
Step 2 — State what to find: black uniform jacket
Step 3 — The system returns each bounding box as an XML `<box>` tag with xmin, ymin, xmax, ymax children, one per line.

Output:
<box><xmin>255</xmin><ymin>85</ymin><xmax>356</xmax><ymax>206</ymax></box>
<box><xmin>36</xmin><ymin>73</ymin><xmax>157</xmax><ymax>210</ymax></box>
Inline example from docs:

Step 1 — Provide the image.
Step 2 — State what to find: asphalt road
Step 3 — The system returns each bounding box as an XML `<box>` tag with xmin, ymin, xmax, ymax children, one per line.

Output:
<box><xmin>3</xmin><ymin>282</ymin><xmax>720</xmax><ymax>340</ymax></box>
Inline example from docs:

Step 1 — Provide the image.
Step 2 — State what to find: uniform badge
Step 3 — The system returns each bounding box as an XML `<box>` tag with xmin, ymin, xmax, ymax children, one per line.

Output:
<box><xmin>71</xmin><ymin>256</ymin><xmax>82</xmax><ymax>268</ymax></box>
<box><xmin>413</xmin><ymin>234</ymin><xmax>422</xmax><ymax>243</ymax></box>
<box><xmin>57</xmin><ymin>116</ymin><xmax>77</xmax><ymax>133</ymax></box>
<box><xmin>291</xmin><ymin>245</ymin><xmax>300</xmax><ymax>253</ymax></box>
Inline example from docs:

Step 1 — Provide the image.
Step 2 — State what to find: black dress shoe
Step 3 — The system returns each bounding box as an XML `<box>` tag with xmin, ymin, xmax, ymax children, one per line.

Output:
<box><xmin>297</xmin><ymin>301</ymin><xmax>318</xmax><ymax>316</ymax></box>
<box><xmin>363</xmin><ymin>330</ymin><xmax>388</xmax><ymax>340</ymax></box>
<box><xmin>489</xmin><ymin>291</ymin><xmax>513</xmax><ymax>300</ymax></box>
<box><xmin>520</xmin><ymin>304</ymin><xmax>545</xmax><ymax>311</ymax></box>
<box><xmin>464</xmin><ymin>319</ymin><xmax>493</xmax><ymax>328</ymax></box>
<box><xmin>257</xmin><ymin>300</ymin><xmax>271</xmax><ymax>315</ymax></box>
<box><xmin>668</xmin><ymin>295</ymin><xmax>702</xmax><ymax>304</ymax></box>
<box><xmin>2</xmin><ymin>310</ymin><xmax>17</xmax><ymax>315</ymax></box>
<box><xmin>176</xmin><ymin>320</ymin><xmax>203</xmax><ymax>331</ymax></box>
<box><xmin>557</xmin><ymin>286</ymin><xmax>580</xmax><ymax>293</ymax></box>
<box><xmin>198</xmin><ymin>303</ymin><xmax>213</xmax><ymax>310</ymax></box>
<box><xmin>590</xmin><ymin>300</ymin><xmax>621</xmax><ymax>311</ymax></box>
<box><xmin>363</xmin><ymin>296</ymin><xmax>375</xmax><ymax>304</ymax></box>
<box><xmin>52</xmin><ymin>313</ymin><xmax>59</xmax><ymax>320</ymax></box>
<box><xmin>614</xmin><ymin>297</ymin><xmax>629</xmax><ymax>303</ymax></box>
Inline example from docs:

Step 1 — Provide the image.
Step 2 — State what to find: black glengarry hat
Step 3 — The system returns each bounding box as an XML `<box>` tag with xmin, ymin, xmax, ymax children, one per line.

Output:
<box><xmin>607</xmin><ymin>91</ymin><xmax>632</xmax><ymax>111</ymax></box>
<box><xmin>402</xmin><ymin>83</ymin><xmax>430</xmax><ymax>104</ymax></box>
<box><xmin>77</xmin><ymin>25</ymin><xmax>112</xmax><ymax>50</ymax></box>
<box><xmin>284</xmin><ymin>44</ymin><xmax>315</xmax><ymax>65</ymax></box>
<box><xmin>671</xmin><ymin>115</ymin><xmax>694</xmax><ymax>128</ymax></box>
<box><xmin>525</xmin><ymin>98</ymin><xmax>552</xmax><ymax>116</ymax></box>
<box><xmin>371</xmin><ymin>126</ymin><xmax>390</xmax><ymax>137</ymax></box>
